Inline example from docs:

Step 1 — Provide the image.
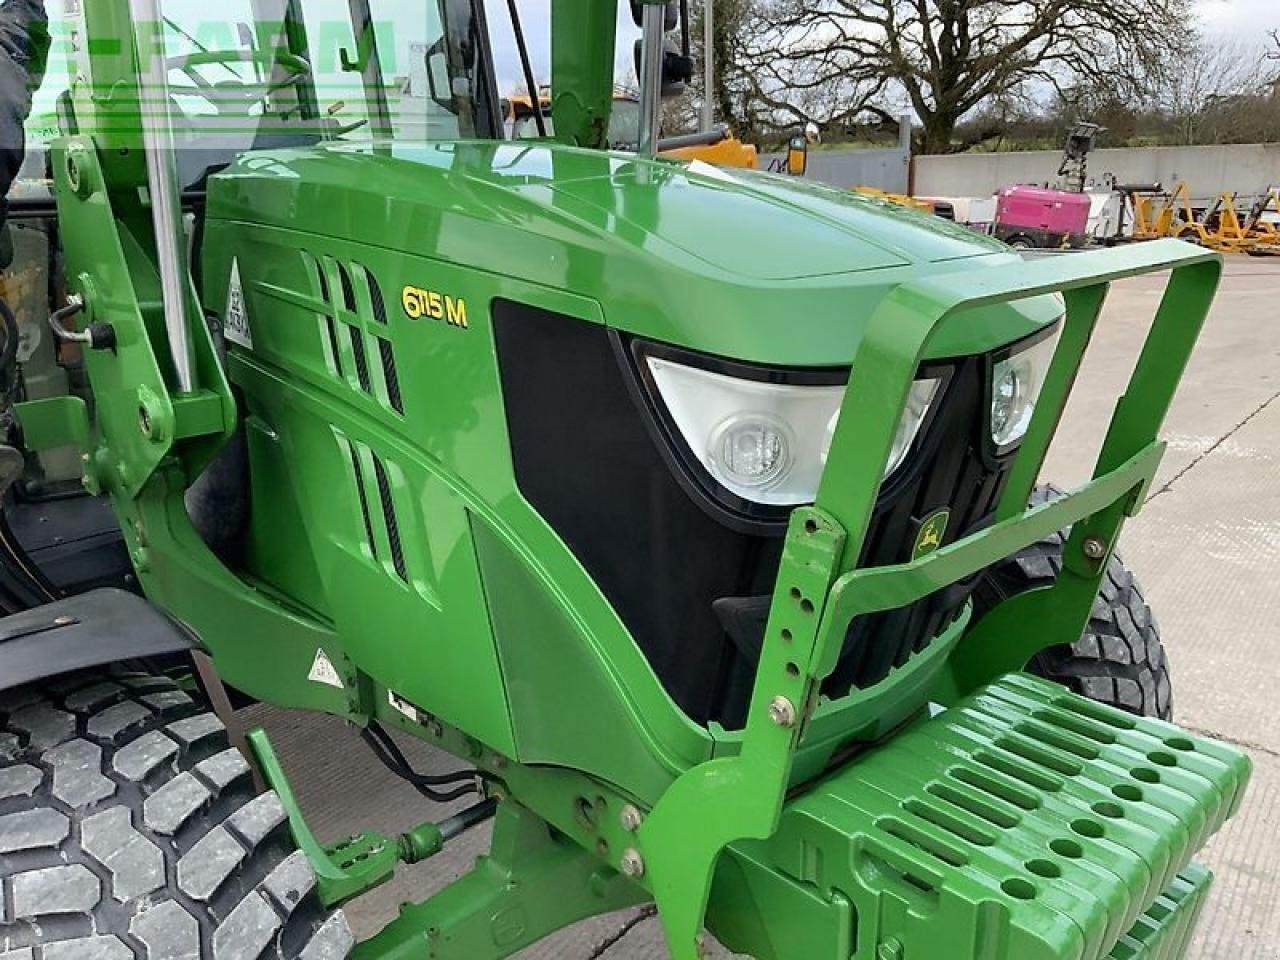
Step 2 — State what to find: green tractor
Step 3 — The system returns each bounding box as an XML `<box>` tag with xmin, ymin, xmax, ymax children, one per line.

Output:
<box><xmin>0</xmin><ymin>1</ymin><xmax>1249</xmax><ymax>959</ymax></box>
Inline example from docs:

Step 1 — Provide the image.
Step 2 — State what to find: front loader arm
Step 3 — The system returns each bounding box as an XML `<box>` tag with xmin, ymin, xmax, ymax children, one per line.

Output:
<box><xmin>638</xmin><ymin>239</ymin><xmax>1222</xmax><ymax>960</ymax></box>
<box><xmin>50</xmin><ymin>0</ymin><xmax>237</xmax><ymax>493</ymax></box>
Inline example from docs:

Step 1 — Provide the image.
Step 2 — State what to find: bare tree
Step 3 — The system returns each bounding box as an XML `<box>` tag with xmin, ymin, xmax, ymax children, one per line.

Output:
<box><xmin>738</xmin><ymin>0</ymin><xmax>1192</xmax><ymax>153</ymax></box>
<box><xmin>1155</xmin><ymin>36</ymin><xmax>1276</xmax><ymax>144</ymax></box>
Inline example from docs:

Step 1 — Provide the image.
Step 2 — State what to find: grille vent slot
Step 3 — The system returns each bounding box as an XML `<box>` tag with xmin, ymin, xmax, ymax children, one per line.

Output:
<box><xmin>377</xmin><ymin>337</ymin><xmax>403</xmax><ymax>414</ymax></box>
<box><xmin>303</xmin><ymin>252</ymin><xmax>344</xmax><ymax>378</ymax></box>
<box><xmin>368</xmin><ymin>273</ymin><xmax>389</xmax><ymax>324</ymax></box>
<box><xmin>371</xmin><ymin>452</ymin><xmax>408</xmax><ymax>582</ymax></box>
<box><xmin>349</xmin><ymin>326</ymin><xmax>372</xmax><ymax>393</ymax></box>
<box><xmin>342</xmin><ymin>437</ymin><xmax>411</xmax><ymax>584</ymax></box>
<box><xmin>338</xmin><ymin>263</ymin><xmax>357</xmax><ymax>312</ymax></box>
<box><xmin>306</xmin><ymin>254</ymin><xmax>403</xmax><ymax>417</ymax></box>
<box><xmin>349</xmin><ymin>445</ymin><xmax>378</xmax><ymax>560</ymax></box>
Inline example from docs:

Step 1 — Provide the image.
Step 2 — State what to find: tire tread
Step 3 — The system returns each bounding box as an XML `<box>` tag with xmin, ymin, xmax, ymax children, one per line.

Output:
<box><xmin>0</xmin><ymin>666</ymin><xmax>351</xmax><ymax>959</ymax></box>
<box><xmin>977</xmin><ymin>485</ymin><xmax>1173</xmax><ymax>720</ymax></box>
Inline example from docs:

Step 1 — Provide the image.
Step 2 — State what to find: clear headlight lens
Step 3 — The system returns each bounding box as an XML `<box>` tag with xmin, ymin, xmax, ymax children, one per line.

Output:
<box><xmin>990</xmin><ymin>327</ymin><xmax>1061</xmax><ymax>448</ymax></box>
<box><xmin>646</xmin><ymin>356</ymin><xmax>939</xmax><ymax>506</ymax></box>
<box><xmin>713</xmin><ymin>415</ymin><xmax>793</xmax><ymax>489</ymax></box>
<box><xmin>821</xmin><ymin>378</ymin><xmax>940</xmax><ymax>478</ymax></box>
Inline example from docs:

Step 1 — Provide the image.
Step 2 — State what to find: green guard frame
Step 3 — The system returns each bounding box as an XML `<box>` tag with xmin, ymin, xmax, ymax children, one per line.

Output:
<box><xmin>638</xmin><ymin>240</ymin><xmax>1221</xmax><ymax>958</ymax></box>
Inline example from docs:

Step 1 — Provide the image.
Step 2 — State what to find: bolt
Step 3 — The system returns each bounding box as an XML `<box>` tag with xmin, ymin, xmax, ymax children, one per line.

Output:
<box><xmin>619</xmin><ymin>848</ymin><xmax>645</xmax><ymax>879</ymax></box>
<box><xmin>768</xmin><ymin>695</ymin><xmax>798</xmax><ymax>729</ymax></box>
<box><xmin>1082</xmin><ymin>537</ymin><xmax>1107</xmax><ymax>560</ymax></box>
<box><xmin>620</xmin><ymin>804</ymin><xmax>644</xmax><ymax>832</ymax></box>
<box><xmin>52</xmin><ymin>616</ymin><xmax>74</xmax><ymax>627</ymax></box>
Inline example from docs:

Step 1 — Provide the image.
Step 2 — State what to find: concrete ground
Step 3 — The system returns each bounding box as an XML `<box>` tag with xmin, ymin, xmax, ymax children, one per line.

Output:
<box><xmin>245</xmin><ymin>256</ymin><xmax>1280</xmax><ymax>959</ymax></box>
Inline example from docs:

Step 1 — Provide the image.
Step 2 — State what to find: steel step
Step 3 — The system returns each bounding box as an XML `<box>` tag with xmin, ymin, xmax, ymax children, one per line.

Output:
<box><xmin>765</xmin><ymin>673</ymin><xmax>1250</xmax><ymax>960</ymax></box>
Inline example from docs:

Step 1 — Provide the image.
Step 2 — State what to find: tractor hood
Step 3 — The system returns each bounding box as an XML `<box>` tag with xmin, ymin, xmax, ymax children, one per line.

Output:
<box><xmin>208</xmin><ymin>140</ymin><xmax>1059</xmax><ymax>365</ymax></box>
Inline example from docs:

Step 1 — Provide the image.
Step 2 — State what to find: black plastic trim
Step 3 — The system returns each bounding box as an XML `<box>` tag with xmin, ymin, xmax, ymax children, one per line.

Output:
<box><xmin>0</xmin><ymin>589</ymin><xmax>201</xmax><ymax>693</ymax></box>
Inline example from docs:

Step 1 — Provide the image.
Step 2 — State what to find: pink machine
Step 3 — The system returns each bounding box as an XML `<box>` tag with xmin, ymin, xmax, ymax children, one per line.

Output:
<box><xmin>993</xmin><ymin>185</ymin><xmax>1091</xmax><ymax>250</ymax></box>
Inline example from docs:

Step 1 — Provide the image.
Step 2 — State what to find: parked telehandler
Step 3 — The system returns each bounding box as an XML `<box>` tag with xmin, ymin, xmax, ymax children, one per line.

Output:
<box><xmin>0</xmin><ymin>1</ymin><xmax>1250</xmax><ymax>959</ymax></box>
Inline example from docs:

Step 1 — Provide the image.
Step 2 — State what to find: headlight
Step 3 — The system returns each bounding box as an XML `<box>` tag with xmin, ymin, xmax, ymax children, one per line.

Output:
<box><xmin>822</xmin><ymin>378</ymin><xmax>940</xmax><ymax>478</ymax></box>
<box><xmin>645</xmin><ymin>355</ymin><xmax>939</xmax><ymax>507</ymax></box>
<box><xmin>990</xmin><ymin>326</ymin><xmax>1061</xmax><ymax>449</ymax></box>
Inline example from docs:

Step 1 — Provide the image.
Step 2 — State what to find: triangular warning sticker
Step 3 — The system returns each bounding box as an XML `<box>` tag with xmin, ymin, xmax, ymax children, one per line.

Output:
<box><xmin>224</xmin><ymin>258</ymin><xmax>253</xmax><ymax>349</ymax></box>
<box><xmin>307</xmin><ymin>649</ymin><xmax>344</xmax><ymax>689</ymax></box>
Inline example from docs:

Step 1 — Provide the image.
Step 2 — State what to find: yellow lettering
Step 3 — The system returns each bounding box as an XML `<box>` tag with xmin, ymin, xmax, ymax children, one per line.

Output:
<box><xmin>402</xmin><ymin>284</ymin><xmax>468</xmax><ymax>330</ymax></box>
<box><xmin>401</xmin><ymin>287</ymin><xmax>424</xmax><ymax>319</ymax></box>
<box><xmin>446</xmin><ymin>297</ymin><xmax>468</xmax><ymax>328</ymax></box>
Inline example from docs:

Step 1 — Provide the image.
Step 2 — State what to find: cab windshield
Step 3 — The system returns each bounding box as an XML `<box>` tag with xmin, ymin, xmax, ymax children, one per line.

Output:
<box><xmin>33</xmin><ymin>0</ymin><xmax>502</xmax><ymax>164</ymax></box>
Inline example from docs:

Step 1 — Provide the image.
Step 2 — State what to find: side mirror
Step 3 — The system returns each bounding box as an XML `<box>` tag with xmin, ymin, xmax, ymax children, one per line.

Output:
<box><xmin>423</xmin><ymin>37</ymin><xmax>454</xmax><ymax>114</ymax></box>
<box><xmin>786</xmin><ymin>135</ymin><xmax>808</xmax><ymax>177</ymax></box>
<box><xmin>630</xmin><ymin>0</ymin><xmax>679</xmax><ymax>30</ymax></box>
<box><xmin>633</xmin><ymin>38</ymin><xmax>696</xmax><ymax>97</ymax></box>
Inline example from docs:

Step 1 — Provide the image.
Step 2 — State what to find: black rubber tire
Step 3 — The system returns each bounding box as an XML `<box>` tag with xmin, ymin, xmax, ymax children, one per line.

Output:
<box><xmin>0</xmin><ymin>664</ymin><xmax>354</xmax><ymax>958</ymax></box>
<box><xmin>974</xmin><ymin>486</ymin><xmax>1173</xmax><ymax>720</ymax></box>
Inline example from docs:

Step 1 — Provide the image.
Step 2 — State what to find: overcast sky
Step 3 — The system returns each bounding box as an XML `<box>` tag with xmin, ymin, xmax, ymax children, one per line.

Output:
<box><xmin>1195</xmin><ymin>0</ymin><xmax>1280</xmax><ymax>36</ymax></box>
<box><xmin>483</xmin><ymin>0</ymin><xmax>638</xmax><ymax>91</ymax></box>
<box><xmin>33</xmin><ymin>1</ymin><xmax>1280</xmax><ymax>117</ymax></box>
<box><xmin>485</xmin><ymin>0</ymin><xmax>1280</xmax><ymax>95</ymax></box>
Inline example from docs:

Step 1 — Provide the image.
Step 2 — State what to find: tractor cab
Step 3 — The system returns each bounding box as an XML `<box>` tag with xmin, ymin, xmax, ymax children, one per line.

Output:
<box><xmin>0</xmin><ymin>2</ymin><xmax>1252</xmax><ymax>960</ymax></box>
<box><xmin>49</xmin><ymin>0</ymin><xmax>502</xmax><ymax>189</ymax></box>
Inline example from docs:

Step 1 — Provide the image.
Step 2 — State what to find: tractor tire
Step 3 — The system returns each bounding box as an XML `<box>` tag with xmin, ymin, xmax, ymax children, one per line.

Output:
<box><xmin>974</xmin><ymin>486</ymin><xmax>1173</xmax><ymax>720</ymax></box>
<box><xmin>0</xmin><ymin>664</ymin><xmax>354</xmax><ymax>959</ymax></box>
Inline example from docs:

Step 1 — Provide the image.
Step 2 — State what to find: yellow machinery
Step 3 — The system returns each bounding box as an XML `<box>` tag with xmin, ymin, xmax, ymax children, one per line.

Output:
<box><xmin>1173</xmin><ymin>192</ymin><xmax>1253</xmax><ymax>252</ymax></box>
<box><xmin>1242</xmin><ymin>188</ymin><xmax>1280</xmax><ymax>254</ymax></box>
<box><xmin>1131</xmin><ymin>183</ymin><xmax>1195</xmax><ymax>241</ymax></box>
<box><xmin>1131</xmin><ymin>188</ymin><xmax>1177</xmax><ymax>240</ymax></box>
<box><xmin>1130</xmin><ymin>185</ymin><xmax>1278</xmax><ymax>254</ymax></box>
<box><xmin>506</xmin><ymin>90</ymin><xmax>758</xmax><ymax>169</ymax></box>
<box><xmin>660</xmin><ymin>134</ymin><xmax>758</xmax><ymax>168</ymax></box>
<box><xmin>853</xmin><ymin>185</ymin><xmax>935</xmax><ymax>213</ymax></box>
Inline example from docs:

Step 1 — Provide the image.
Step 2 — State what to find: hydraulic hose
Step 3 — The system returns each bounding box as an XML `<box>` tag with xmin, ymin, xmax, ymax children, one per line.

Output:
<box><xmin>0</xmin><ymin>296</ymin><xmax>18</xmax><ymax>384</ymax></box>
<box><xmin>48</xmin><ymin>294</ymin><xmax>115</xmax><ymax>351</ymax></box>
<box><xmin>360</xmin><ymin>720</ymin><xmax>484</xmax><ymax>804</ymax></box>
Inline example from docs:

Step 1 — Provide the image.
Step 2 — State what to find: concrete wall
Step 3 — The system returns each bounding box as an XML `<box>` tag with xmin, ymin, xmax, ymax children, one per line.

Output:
<box><xmin>763</xmin><ymin>145</ymin><xmax>911</xmax><ymax>192</ymax></box>
<box><xmin>913</xmin><ymin>142</ymin><xmax>1280</xmax><ymax>202</ymax></box>
<box><xmin>760</xmin><ymin>117</ymin><xmax>912</xmax><ymax>192</ymax></box>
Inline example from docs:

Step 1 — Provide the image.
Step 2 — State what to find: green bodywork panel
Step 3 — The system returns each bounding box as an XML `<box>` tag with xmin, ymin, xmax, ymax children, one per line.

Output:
<box><xmin>37</xmin><ymin>4</ymin><xmax>1247</xmax><ymax>955</ymax></box>
<box><xmin>204</xmin><ymin>141</ymin><xmax>1053</xmax><ymax>366</ymax></box>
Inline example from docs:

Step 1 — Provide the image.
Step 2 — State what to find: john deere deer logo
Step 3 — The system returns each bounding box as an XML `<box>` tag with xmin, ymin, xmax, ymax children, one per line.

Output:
<box><xmin>912</xmin><ymin>509</ymin><xmax>951</xmax><ymax>561</ymax></box>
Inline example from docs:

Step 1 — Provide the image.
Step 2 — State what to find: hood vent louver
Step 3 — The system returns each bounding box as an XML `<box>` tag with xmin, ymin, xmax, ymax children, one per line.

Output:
<box><xmin>303</xmin><ymin>252</ymin><xmax>404</xmax><ymax>419</ymax></box>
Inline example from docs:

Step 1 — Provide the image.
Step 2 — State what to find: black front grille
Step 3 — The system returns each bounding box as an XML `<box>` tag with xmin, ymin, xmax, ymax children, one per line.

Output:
<box><xmin>825</xmin><ymin>358</ymin><xmax>1010</xmax><ymax>693</ymax></box>
<box><xmin>494</xmin><ymin>301</ymin><xmax>1010</xmax><ymax>729</ymax></box>
<box><xmin>706</xmin><ymin>357</ymin><xmax>1010</xmax><ymax>715</ymax></box>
